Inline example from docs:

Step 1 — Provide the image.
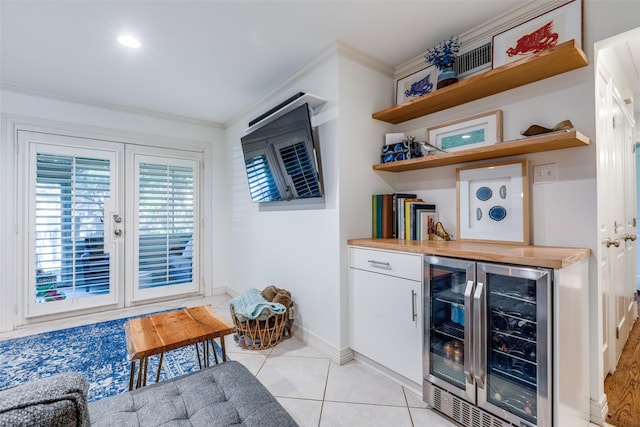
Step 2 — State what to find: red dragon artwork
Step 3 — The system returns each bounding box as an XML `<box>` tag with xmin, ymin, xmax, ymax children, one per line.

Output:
<box><xmin>506</xmin><ymin>21</ymin><xmax>559</xmax><ymax>57</ymax></box>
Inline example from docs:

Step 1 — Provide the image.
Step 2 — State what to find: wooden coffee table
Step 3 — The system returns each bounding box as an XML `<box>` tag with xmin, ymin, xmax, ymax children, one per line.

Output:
<box><xmin>124</xmin><ymin>305</ymin><xmax>235</xmax><ymax>390</ymax></box>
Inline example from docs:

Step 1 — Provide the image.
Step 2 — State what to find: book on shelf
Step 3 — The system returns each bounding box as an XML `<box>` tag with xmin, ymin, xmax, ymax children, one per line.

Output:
<box><xmin>417</xmin><ymin>210</ymin><xmax>439</xmax><ymax>241</ymax></box>
<box><xmin>372</xmin><ymin>194</ymin><xmax>393</xmax><ymax>238</ymax></box>
<box><xmin>392</xmin><ymin>193</ymin><xmax>417</xmax><ymax>239</ymax></box>
<box><xmin>403</xmin><ymin>199</ymin><xmax>423</xmax><ymax>240</ymax></box>
<box><xmin>404</xmin><ymin>200</ymin><xmax>436</xmax><ymax>240</ymax></box>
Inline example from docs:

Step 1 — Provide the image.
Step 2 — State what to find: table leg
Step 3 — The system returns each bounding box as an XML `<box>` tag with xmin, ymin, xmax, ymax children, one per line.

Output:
<box><xmin>195</xmin><ymin>343</ymin><xmax>202</xmax><ymax>369</ymax></box>
<box><xmin>220</xmin><ymin>335</ymin><xmax>227</xmax><ymax>362</ymax></box>
<box><xmin>129</xmin><ymin>361</ymin><xmax>136</xmax><ymax>391</ymax></box>
<box><xmin>142</xmin><ymin>357</ymin><xmax>149</xmax><ymax>387</ymax></box>
<box><xmin>155</xmin><ymin>352</ymin><xmax>164</xmax><ymax>383</ymax></box>
<box><xmin>136</xmin><ymin>358</ymin><xmax>144</xmax><ymax>389</ymax></box>
<box><xmin>211</xmin><ymin>339</ymin><xmax>219</xmax><ymax>364</ymax></box>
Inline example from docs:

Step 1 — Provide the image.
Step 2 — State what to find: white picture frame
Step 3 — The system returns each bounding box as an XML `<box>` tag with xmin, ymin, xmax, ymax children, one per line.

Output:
<box><xmin>492</xmin><ymin>0</ymin><xmax>583</xmax><ymax>68</ymax></box>
<box><xmin>456</xmin><ymin>159</ymin><xmax>530</xmax><ymax>244</ymax></box>
<box><xmin>427</xmin><ymin>110</ymin><xmax>503</xmax><ymax>152</ymax></box>
<box><xmin>396</xmin><ymin>66</ymin><xmax>438</xmax><ymax>105</ymax></box>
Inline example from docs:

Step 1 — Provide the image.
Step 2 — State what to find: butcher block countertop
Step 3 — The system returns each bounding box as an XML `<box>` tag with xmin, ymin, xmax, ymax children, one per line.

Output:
<box><xmin>348</xmin><ymin>238</ymin><xmax>591</xmax><ymax>269</ymax></box>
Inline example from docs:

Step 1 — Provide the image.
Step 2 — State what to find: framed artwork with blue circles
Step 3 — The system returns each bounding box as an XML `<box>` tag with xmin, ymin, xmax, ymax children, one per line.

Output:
<box><xmin>456</xmin><ymin>159</ymin><xmax>530</xmax><ymax>244</ymax></box>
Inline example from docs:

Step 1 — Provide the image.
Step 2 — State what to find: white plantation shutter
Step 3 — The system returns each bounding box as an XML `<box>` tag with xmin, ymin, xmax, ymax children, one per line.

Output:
<box><xmin>137</xmin><ymin>161</ymin><xmax>195</xmax><ymax>289</ymax></box>
<box><xmin>34</xmin><ymin>153</ymin><xmax>111</xmax><ymax>301</ymax></box>
<box><xmin>245</xmin><ymin>152</ymin><xmax>282</xmax><ymax>202</ymax></box>
<box><xmin>277</xmin><ymin>141</ymin><xmax>321</xmax><ymax>198</ymax></box>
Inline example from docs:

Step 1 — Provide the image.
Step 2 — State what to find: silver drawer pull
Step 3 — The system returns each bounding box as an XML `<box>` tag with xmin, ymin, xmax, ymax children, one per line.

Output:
<box><xmin>367</xmin><ymin>259</ymin><xmax>391</xmax><ymax>268</ymax></box>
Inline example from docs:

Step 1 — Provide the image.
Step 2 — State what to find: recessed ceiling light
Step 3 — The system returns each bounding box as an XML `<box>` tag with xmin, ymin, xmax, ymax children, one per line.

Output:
<box><xmin>118</xmin><ymin>35</ymin><xmax>141</xmax><ymax>49</ymax></box>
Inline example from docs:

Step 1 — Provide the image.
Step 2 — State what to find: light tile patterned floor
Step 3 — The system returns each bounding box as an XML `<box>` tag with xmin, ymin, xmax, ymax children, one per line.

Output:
<box><xmin>0</xmin><ymin>294</ymin><xmax>456</xmax><ymax>426</ymax></box>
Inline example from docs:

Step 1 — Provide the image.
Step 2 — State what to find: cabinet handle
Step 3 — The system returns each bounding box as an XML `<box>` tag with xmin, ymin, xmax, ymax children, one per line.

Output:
<box><xmin>411</xmin><ymin>290</ymin><xmax>417</xmax><ymax>322</ymax></box>
<box><xmin>367</xmin><ymin>259</ymin><xmax>391</xmax><ymax>268</ymax></box>
<box><xmin>473</xmin><ymin>282</ymin><xmax>486</xmax><ymax>390</ymax></box>
<box><xmin>624</xmin><ymin>234</ymin><xmax>637</xmax><ymax>242</ymax></box>
<box><xmin>463</xmin><ymin>280</ymin><xmax>474</xmax><ymax>385</ymax></box>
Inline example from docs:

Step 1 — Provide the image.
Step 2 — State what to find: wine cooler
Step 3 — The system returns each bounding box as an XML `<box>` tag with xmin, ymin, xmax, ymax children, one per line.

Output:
<box><xmin>423</xmin><ymin>256</ymin><xmax>551</xmax><ymax>427</ymax></box>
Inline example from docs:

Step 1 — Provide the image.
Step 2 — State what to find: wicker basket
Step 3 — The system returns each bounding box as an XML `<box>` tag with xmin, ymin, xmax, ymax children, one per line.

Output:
<box><xmin>230</xmin><ymin>306</ymin><xmax>288</xmax><ymax>350</ymax></box>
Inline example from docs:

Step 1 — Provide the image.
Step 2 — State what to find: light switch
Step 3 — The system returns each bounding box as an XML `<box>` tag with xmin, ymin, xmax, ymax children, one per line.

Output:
<box><xmin>533</xmin><ymin>163</ymin><xmax>557</xmax><ymax>183</ymax></box>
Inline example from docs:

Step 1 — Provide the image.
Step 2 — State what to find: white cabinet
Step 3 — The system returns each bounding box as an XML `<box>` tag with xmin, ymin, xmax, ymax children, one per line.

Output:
<box><xmin>348</xmin><ymin>247</ymin><xmax>423</xmax><ymax>384</ymax></box>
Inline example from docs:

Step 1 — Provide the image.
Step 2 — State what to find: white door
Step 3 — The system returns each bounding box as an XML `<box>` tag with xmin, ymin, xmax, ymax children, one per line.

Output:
<box><xmin>126</xmin><ymin>147</ymin><xmax>200</xmax><ymax>305</ymax></box>
<box><xmin>19</xmin><ymin>131</ymin><xmax>124</xmax><ymax>317</ymax></box>
<box><xmin>620</xmin><ymin>96</ymin><xmax>638</xmax><ymax>346</ymax></box>
<box><xmin>18</xmin><ymin>131</ymin><xmax>201</xmax><ymax>319</ymax></box>
<box><xmin>596</xmin><ymin>62</ymin><xmax>637</xmax><ymax>375</ymax></box>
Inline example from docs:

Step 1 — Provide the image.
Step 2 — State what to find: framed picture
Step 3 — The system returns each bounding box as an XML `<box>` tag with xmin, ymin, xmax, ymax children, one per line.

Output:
<box><xmin>427</xmin><ymin>110</ymin><xmax>503</xmax><ymax>152</ymax></box>
<box><xmin>456</xmin><ymin>159</ymin><xmax>530</xmax><ymax>244</ymax></box>
<box><xmin>396</xmin><ymin>66</ymin><xmax>438</xmax><ymax>105</ymax></box>
<box><xmin>492</xmin><ymin>0</ymin><xmax>583</xmax><ymax>68</ymax></box>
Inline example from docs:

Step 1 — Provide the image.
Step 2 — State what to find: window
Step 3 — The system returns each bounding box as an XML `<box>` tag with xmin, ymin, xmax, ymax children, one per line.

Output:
<box><xmin>245</xmin><ymin>152</ymin><xmax>282</xmax><ymax>202</ymax></box>
<box><xmin>277</xmin><ymin>141</ymin><xmax>321</xmax><ymax>198</ymax></box>
<box><xmin>137</xmin><ymin>162</ymin><xmax>195</xmax><ymax>289</ymax></box>
<box><xmin>34</xmin><ymin>153</ymin><xmax>111</xmax><ymax>302</ymax></box>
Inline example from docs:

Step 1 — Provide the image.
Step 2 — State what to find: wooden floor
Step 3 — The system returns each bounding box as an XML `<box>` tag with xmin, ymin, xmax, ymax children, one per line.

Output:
<box><xmin>604</xmin><ymin>297</ymin><xmax>640</xmax><ymax>427</ymax></box>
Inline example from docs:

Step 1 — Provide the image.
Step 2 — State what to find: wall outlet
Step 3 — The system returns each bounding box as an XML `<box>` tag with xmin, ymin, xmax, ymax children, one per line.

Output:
<box><xmin>533</xmin><ymin>163</ymin><xmax>557</xmax><ymax>183</ymax></box>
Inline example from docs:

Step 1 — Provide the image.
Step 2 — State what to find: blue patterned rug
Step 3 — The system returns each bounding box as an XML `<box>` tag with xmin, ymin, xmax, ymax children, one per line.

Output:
<box><xmin>0</xmin><ymin>310</ymin><xmax>225</xmax><ymax>402</ymax></box>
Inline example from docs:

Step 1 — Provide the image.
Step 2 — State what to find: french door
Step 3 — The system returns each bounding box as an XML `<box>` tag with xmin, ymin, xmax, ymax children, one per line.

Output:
<box><xmin>19</xmin><ymin>131</ymin><xmax>201</xmax><ymax>318</ymax></box>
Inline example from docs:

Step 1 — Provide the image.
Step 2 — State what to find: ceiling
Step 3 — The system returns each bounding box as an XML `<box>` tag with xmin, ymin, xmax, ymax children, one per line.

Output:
<box><xmin>0</xmin><ymin>0</ymin><xmax>531</xmax><ymax>127</ymax></box>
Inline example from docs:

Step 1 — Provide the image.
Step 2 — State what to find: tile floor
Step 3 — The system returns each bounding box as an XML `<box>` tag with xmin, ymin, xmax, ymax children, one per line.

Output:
<box><xmin>0</xmin><ymin>293</ymin><xmax>457</xmax><ymax>426</ymax></box>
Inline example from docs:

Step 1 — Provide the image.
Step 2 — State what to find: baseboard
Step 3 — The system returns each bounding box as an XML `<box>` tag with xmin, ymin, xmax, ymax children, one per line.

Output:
<box><xmin>352</xmin><ymin>351</ymin><xmax>422</xmax><ymax>396</ymax></box>
<box><xmin>590</xmin><ymin>394</ymin><xmax>609</xmax><ymax>426</ymax></box>
<box><xmin>291</xmin><ymin>324</ymin><xmax>353</xmax><ymax>365</ymax></box>
<box><xmin>216</xmin><ymin>286</ymin><xmax>240</xmax><ymax>297</ymax></box>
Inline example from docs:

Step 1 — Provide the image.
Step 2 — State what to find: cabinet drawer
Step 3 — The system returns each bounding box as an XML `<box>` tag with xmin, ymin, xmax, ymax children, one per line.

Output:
<box><xmin>349</xmin><ymin>247</ymin><xmax>422</xmax><ymax>281</ymax></box>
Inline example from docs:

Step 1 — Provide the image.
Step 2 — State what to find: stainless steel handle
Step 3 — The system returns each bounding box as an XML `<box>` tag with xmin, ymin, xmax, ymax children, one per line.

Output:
<box><xmin>114</xmin><ymin>229</ymin><xmax>123</xmax><ymax>237</ymax></box>
<box><xmin>411</xmin><ymin>290</ymin><xmax>417</xmax><ymax>322</ymax></box>
<box><xmin>113</xmin><ymin>214</ymin><xmax>123</xmax><ymax>223</ymax></box>
<box><xmin>463</xmin><ymin>280</ymin><xmax>475</xmax><ymax>385</ymax></box>
<box><xmin>367</xmin><ymin>260</ymin><xmax>391</xmax><ymax>268</ymax></box>
<box><xmin>624</xmin><ymin>234</ymin><xmax>637</xmax><ymax>242</ymax></box>
<box><xmin>473</xmin><ymin>281</ymin><xmax>485</xmax><ymax>389</ymax></box>
<box><xmin>605</xmin><ymin>238</ymin><xmax>621</xmax><ymax>247</ymax></box>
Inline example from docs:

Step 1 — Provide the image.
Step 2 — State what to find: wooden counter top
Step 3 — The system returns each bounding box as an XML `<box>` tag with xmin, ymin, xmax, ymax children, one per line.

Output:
<box><xmin>347</xmin><ymin>238</ymin><xmax>591</xmax><ymax>269</ymax></box>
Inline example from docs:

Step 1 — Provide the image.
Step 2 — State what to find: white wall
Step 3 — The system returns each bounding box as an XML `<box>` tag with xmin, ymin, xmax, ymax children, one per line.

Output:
<box><xmin>223</xmin><ymin>43</ymin><xmax>397</xmax><ymax>357</ymax></box>
<box><xmin>224</xmin><ymin>50</ymin><xmax>343</xmax><ymax>353</ymax></box>
<box><xmin>336</xmin><ymin>46</ymin><xmax>396</xmax><ymax>351</ymax></box>
<box><xmin>0</xmin><ymin>90</ymin><xmax>223</xmax><ymax>331</ymax></box>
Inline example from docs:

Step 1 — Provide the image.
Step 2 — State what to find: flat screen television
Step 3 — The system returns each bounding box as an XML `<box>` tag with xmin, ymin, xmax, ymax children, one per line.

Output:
<box><xmin>241</xmin><ymin>101</ymin><xmax>324</xmax><ymax>203</ymax></box>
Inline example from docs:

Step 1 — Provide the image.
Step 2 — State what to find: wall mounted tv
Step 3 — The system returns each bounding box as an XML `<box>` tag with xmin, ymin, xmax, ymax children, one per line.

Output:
<box><xmin>241</xmin><ymin>94</ymin><xmax>325</xmax><ymax>203</ymax></box>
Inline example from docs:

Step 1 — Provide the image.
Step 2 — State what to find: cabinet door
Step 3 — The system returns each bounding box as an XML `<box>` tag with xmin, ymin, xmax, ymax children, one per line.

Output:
<box><xmin>350</xmin><ymin>268</ymin><xmax>422</xmax><ymax>383</ymax></box>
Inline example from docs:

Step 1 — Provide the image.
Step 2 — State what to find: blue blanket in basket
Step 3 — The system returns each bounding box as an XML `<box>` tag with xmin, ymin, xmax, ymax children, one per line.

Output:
<box><xmin>230</xmin><ymin>288</ymin><xmax>286</xmax><ymax>320</ymax></box>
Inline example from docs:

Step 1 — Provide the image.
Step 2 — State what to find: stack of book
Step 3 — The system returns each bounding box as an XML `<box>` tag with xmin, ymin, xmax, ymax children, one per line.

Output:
<box><xmin>372</xmin><ymin>193</ymin><xmax>438</xmax><ymax>240</ymax></box>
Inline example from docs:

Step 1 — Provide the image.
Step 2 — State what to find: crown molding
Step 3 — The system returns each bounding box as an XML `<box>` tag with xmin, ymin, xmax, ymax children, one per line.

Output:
<box><xmin>0</xmin><ymin>81</ymin><xmax>224</xmax><ymax>129</ymax></box>
<box><xmin>224</xmin><ymin>40</ymin><xmax>393</xmax><ymax>130</ymax></box>
<box><xmin>336</xmin><ymin>41</ymin><xmax>395</xmax><ymax>77</ymax></box>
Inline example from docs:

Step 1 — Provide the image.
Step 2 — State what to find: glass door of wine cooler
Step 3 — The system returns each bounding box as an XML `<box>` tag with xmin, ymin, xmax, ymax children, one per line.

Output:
<box><xmin>476</xmin><ymin>262</ymin><xmax>551</xmax><ymax>427</ymax></box>
<box><xmin>424</xmin><ymin>256</ymin><xmax>476</xmax><ymax>403</ymax></box>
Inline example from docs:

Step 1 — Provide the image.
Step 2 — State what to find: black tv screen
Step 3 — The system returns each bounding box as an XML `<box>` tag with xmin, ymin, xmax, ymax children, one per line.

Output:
<box><xmin>241</xmin><ymin>103</ymin><xmax>323</xmax><ymax>203</ymax></box>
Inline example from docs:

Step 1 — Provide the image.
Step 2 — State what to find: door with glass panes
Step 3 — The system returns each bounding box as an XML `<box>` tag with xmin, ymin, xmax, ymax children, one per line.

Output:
<box><xmin>19</xmin><ymin>131</ymin><xmax>200</xmax><ymax>318</ymax></box>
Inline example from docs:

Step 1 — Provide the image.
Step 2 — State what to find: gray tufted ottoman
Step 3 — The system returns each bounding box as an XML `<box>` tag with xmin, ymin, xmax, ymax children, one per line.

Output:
<box><xmin>0</xmin><ymin>361</ymin><xmax>298</xmax><ymax>426</ymax></box>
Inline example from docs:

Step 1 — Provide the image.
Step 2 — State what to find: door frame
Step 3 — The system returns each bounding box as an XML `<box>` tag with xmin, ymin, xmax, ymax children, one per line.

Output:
<box><xmin>1</xmin><ymin>116</ymin><xmax>213</xmax><ymax>330</ymax></box>
<box><xmin>17</xmin><ymin>131</ymin><xmax>126</xmax><ymax>317</ymax></box>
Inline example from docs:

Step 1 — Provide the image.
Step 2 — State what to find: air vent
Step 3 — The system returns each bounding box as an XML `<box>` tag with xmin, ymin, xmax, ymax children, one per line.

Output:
<box><xmin>453</xmin><ymin>397</ymin><xmax>462</xmax><ymax>420</ymax></box>
<box><xmin>455</xmin><ymin>42</ymin><xmax>492</xmax><ymax>78</ymax></box>
<box><xmin>428</xmin><ymin>384</ymin><xmax>512</xmax><ymax>427</ymax></box>
<box><xmin>462</xmin><ymin>403</ymin><xmax>471</xmax><ymax>425</ymax></box>
<box><xmin>433</xmin><ymin>387</ymin><xmax>442</xmax><ymax>410</ymax></box>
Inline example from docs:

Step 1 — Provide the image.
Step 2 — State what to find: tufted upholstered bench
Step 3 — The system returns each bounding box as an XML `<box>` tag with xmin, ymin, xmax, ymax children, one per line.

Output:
<box><xmin>0</xmin><ymin>361</ymin><xmax>298</xmax><ymax>426</ymax></box>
